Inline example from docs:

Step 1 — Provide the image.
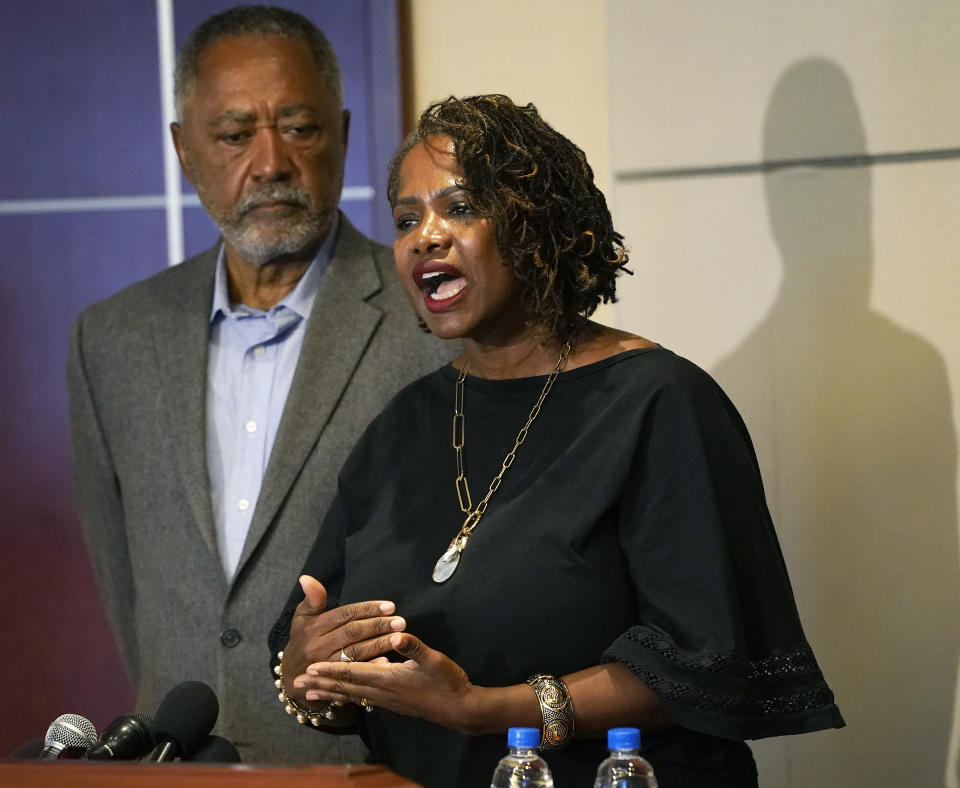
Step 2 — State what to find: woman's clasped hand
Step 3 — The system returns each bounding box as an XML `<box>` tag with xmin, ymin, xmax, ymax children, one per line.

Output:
<box><xmin>288</xmin><ymin>575</ymin><xmax>483</xmax><ymax>733</ymax></box>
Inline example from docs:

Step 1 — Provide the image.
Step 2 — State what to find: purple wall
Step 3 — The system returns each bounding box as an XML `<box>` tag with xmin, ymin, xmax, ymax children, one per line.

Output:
<box><xmin>0</xmin><ymin>0</ymin><xmax>402</xmax><ymax>756</ymax></box>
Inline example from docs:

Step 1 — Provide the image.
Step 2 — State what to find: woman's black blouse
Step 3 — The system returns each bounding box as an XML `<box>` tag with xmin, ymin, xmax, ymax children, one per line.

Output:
<box><xmin>270</xmin><ymin>348</ymin><xmax>843</xmax><ymax>787</ymax></box>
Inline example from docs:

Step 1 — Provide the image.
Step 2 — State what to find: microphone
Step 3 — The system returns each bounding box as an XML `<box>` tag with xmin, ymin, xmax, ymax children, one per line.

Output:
<box><xmin>84</xmin><ymin>712</ymin><xmax>154</xmax><ymax>760</ymax></box>
<box><xmin>184</xmin><ymin>734</ymin><xmax>242</xmax><ymax>763</ymax></box>
<box><xmin>8</xmin><ymin>738</ymin><xmax>44</xmax><ymax>759</ymax></box>
<box><xmin>38</xmin><ymin>714</ymin><xmax>98</xmax><ymax>760</ymax></box>
<box><xmin>144</xmin><ymin>681</ymin><xmax>219</xmax><ymax>761</ymax></box>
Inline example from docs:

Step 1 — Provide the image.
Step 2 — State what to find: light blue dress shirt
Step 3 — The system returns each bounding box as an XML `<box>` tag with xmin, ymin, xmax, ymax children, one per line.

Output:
<box><xmin>206</xmin><ymin>220</ymin><xmax>338</xmax><ymax>581</ymax></box>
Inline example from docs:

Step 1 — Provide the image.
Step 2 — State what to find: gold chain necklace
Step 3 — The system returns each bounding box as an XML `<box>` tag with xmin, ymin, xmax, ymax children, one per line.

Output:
<box><xmin>431</xmin><ymin>341</ymin><xmax>572</xmax><ymax>583</ymax></box>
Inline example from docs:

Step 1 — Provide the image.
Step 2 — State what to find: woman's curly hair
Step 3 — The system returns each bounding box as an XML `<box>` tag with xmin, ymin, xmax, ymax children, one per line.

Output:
<box><xmin>387</xmin><ymin>94</ymin><xmax>630</xmax><ymax>342</ymax></box>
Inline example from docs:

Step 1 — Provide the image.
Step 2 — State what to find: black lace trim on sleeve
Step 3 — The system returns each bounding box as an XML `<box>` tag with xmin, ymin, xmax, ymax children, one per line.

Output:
<box><xmin>623</xmin><ymin>626</ymin><xmax>820</xmax><ymax>680</ymax></box>
<box><xmin>613</xmin><ymin>659</ymin><xmax>836</xmax><ymax>718</ymax></box>
<box><xmin>604</xmin><ymin>625</ymin><xmax>844</xmax><ymax>735</ymax></box>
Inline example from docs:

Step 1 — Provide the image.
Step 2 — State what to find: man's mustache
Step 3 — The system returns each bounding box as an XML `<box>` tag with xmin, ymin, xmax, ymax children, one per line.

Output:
<box><xmin>234</xmin><ymin>186</ymin><xmax>312</xmax><ymax>219</ymax></box>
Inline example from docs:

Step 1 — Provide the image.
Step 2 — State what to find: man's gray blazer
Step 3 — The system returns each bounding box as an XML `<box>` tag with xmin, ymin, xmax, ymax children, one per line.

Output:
<box><xmin>67</xmin><ymin>215</ymin><xmax>452</xmax><ymax>764</ymax></box>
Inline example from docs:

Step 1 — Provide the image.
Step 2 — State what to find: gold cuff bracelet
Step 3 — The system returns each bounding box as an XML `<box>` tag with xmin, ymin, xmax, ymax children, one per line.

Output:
<box><xmin>526</xmin><ymin>673</ymin><xmax>575</xmax><ymax>749</ymax></box>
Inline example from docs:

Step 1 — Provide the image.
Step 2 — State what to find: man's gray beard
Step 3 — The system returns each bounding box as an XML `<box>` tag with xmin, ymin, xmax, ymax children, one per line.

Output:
<box><xmin>200</xmin><ymin>184</ymin><xmax>334</xmax><ymax>268</ymax></box>
<box><xmin>221</xmin><ymin>212</ymin><xmax>327</xmax><ymax>267</ymax></box>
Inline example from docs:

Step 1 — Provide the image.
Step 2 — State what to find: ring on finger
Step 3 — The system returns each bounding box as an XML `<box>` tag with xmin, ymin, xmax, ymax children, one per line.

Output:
<box><xmin>359</xmin><ymin>698</ymin><xmax>374</xmax><ymax>712</ymax></box>
<box><xmin>339</xmin><ymin>650</ymin><xmax>355</xmax><ymax>663</ymax></box>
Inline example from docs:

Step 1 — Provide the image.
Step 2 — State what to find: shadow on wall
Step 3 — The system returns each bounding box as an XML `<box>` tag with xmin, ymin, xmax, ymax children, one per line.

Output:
<box><xmin>712</xmin><ymin>58</ymin><xmax>959</xmax><ymax>787</ymax></box>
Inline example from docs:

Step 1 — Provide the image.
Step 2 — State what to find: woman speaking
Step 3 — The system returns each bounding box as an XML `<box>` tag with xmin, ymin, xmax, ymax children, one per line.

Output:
<box><xmin>269</xmin><ymin>94</ymin><xmax>843</xmax><ymax>787</ymax></box>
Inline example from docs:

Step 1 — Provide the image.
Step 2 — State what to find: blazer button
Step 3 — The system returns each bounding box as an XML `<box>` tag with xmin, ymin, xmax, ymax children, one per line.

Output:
<box><xmin>220</xmin><ymin>628</ymin><xmax>242</xmax><ymax>648</ymax></box>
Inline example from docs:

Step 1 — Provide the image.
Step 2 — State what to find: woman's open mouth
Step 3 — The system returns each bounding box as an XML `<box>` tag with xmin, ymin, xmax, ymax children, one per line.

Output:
<box><xmin>413</xmin><ymin>262</ymin><xmax>468</xmax><ymax>310</ymax></box>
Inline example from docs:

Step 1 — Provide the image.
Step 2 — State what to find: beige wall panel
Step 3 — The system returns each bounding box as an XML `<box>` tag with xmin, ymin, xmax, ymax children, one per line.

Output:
<box><xmin>609</xmin><ymin>2</ymin><xmax>960</xmax><ymax>784</ymax></box>
<box><xmin>869</xmin><ymin>160</ymin><xmax>960</xmax><ymax>787</ymax></box>
<box><xmin>613</xmin><ymin>158</ymin><xmax>960</xmax><ymax>788</ymax></box>
<box><xmin>407</xmin><ymin>0</ymin><xmax>612</xmax><ymax>195</ymax></box>
<box><xmin>611</xmin><ymin>176</ymin><xmax>779</xmax><ymax>372</ymax></box>
<box><xmin>608</xmin><ymin>0</ymin><xmax>960</xmax><ymax>170</ymax></box>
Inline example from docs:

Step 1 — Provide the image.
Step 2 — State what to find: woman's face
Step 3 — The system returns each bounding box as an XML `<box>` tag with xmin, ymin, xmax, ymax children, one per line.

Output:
<box><xmin>391</xmin><ymin>135</ymin><xmax>526</xmax><ymax>344</ymax></box>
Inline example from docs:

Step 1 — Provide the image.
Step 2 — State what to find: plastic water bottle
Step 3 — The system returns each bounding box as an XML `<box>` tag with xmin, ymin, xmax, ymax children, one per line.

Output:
<box><xmin>593</xmin><ymin>727</ymin><xmax>657</xmax><ymax>788</ymax></box>
<box><xmin>490</xmin><ymin>727</ymin><xmax>554</xmax><ymax>788</ymax></box>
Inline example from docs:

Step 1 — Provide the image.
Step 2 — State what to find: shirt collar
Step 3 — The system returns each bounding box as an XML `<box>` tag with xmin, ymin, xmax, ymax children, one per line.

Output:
<box><xmin>209</xmin><ymin>212</ymin><xmax>340</xmax><ymax>323</ymax></box>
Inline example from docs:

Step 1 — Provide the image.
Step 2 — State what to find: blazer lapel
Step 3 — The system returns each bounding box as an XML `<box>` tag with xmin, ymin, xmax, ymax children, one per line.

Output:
<box><xmin>235</xmin><ymin>219</ymin><xmax>384</xmax><ymax>575</ymax></box>
<box><xmin>151</xmin><ymin>248</ymin><xmax>220</xmax><ymax>562</ymax></box>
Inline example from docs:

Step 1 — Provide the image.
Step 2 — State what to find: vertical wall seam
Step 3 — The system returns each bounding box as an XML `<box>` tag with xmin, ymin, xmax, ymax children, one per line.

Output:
<box><xmin>156</xmin><ymin>0</ymin><xmax>183</xmax><ymax>266</ymax></box>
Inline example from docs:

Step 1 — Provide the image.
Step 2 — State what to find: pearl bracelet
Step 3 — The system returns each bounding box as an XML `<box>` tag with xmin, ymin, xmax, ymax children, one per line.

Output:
<box><xmin>274</xmin><ymin>650</ymin><xmax>338</xmax><ymax>726</ymax></box>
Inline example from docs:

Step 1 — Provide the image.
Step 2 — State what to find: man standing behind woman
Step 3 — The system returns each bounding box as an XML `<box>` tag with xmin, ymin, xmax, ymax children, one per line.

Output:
<box><xmin>68</xmin><ymin>5</ymin><xmax>449</xmax><ymax>764</ymax></box>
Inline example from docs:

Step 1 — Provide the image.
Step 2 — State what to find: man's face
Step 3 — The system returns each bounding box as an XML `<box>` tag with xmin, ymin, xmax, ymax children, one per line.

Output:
<box><xmin>172</xmin><ymin>35</ymin><xmax>348</xmax><ymax>267</ymax></box>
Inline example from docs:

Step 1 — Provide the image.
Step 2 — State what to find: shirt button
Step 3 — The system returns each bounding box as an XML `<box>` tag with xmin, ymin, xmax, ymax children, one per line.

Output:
<box><xmin>238</xmin><ymin>499</ymin><xmax>250</xmax><ymax>511</ymax></box>
<box><xmin>220</xmin><ymin>628</ymin><xmax>242</xmax><ymax>648</ymax></box>
<box><xmin>245</xmin><ymin>420</ymin><xmax>257</xmax><ymax>433</ymax></box>
<box><xmin>254</xmin><ymin>345</ymin><xmax>266</xmax><ymax>356</ymax></box>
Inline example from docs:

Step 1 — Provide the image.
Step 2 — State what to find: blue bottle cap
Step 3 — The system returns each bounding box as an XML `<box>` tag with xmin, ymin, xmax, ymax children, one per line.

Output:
<box><xmin>508</xmin><ymin>727</ymin><xmax>541</xmax><ymax>748</ymax></box>
<box><xmin>607</xmin><ymin>727</ymin><xmax>641</xmax><ymax>750</ymax></box>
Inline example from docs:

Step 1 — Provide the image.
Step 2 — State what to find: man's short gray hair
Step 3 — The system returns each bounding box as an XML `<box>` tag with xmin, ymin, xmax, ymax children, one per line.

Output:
<box><xmin>173</xmin><ymin>4</ymin><xmax>344</xmax><ymax>119</ymax></box>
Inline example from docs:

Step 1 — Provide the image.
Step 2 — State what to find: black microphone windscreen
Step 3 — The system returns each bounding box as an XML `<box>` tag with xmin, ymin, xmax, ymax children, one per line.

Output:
<box><xmin>152</xmin><ymin>681</ymin><xmax>219</xmax><ymax>757</ymax></box>
<box><xmin>184</xmin><ymin>735</ymin><xmax>241</xmax><ymax>763</ymax></box>
<box><xmin>7</xmin><ymin>738</ymin><xmax>44</xmax><ymax>759</ymax></box>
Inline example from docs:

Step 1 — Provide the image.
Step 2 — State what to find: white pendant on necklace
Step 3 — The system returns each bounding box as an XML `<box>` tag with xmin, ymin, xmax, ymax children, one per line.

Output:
<box><xmin>432</xmin><ymin>544</ymin><xmax>462</xmax><ymax>583</ymax></box>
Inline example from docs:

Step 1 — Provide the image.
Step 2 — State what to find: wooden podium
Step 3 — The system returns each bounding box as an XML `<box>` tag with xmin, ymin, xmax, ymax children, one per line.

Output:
<box><xmin>0</xmin><ymin>761</ymin><xmax>421</xmax><ymax>787</ymax></box>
